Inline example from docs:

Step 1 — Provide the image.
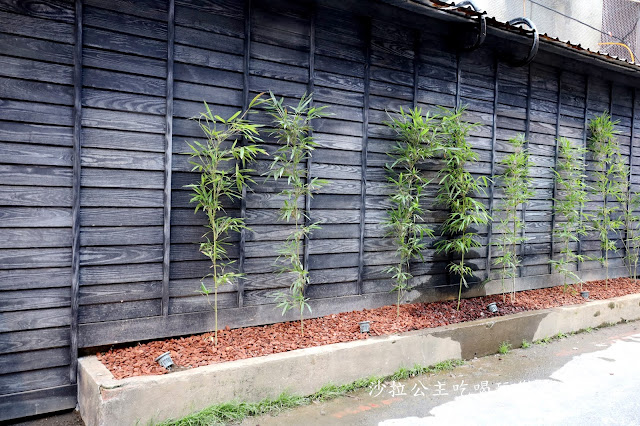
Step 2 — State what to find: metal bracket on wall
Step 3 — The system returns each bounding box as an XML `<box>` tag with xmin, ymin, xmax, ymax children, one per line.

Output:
<box><xmin>505</xmin><ymin>17</ymin><xmax>539</xmax><ymax>67</ymax></box>
<box><xmin>453</xmin><ymin>0</ymin><xmax>486</xmax><ymax>51</ymax></box>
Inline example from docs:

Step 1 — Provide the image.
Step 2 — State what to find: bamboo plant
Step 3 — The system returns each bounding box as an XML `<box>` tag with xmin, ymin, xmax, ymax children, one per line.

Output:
<box><xmin>435</xmin><ymin>107</ymin><xmax>490</xmax><ymax>311</ymax></box>
<box><xmin>384</xmin><ymin>107</ymin><xmax>441</xmax><ymax>317</ymax></box>
<box><xmin>587</xmin><ymin>112</ymin><xmax>625</xmax><ymax>287</ymax></box>
<box><xmin>186</xmin><ymin>94</ymin><xmax>266</xmax><ymax>345</ymax></box>
<box><xmin>493</xmin><ymin>134</ymin><xmax>534</xmax><ymax>302</ymax></box>
<box><xmin>549</xmin><ymin>137</ymin><xmax>589</xmax><ymax>292</ymax></box>
<box><xmin>265</xmin><ymin>92</ymin><xmax>330</xmax><ymax>336</ymax></box>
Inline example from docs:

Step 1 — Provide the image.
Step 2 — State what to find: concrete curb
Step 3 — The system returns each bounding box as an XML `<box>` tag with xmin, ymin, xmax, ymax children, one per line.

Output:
<box><xmin>78</xmin><ymin>293</ymin><xmax>640</xmax><ymax>426</ymax></box>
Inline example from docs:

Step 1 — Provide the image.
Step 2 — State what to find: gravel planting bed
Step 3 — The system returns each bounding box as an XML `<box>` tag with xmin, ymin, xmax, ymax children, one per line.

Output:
<box><xmin>98</xmin><ymin>277</ymin><xmax>640</xmax><ymax>379</ymax></box>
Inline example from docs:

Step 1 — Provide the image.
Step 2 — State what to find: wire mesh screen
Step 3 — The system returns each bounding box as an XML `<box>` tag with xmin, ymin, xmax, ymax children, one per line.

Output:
<box><xmin>600</xmin><ymin>0</ymin><xmax>640</xmax><ymax>61</ymax></box>
<box><xmin>475</xmin><ymin>0</ymin><xmax>640</xmax><ymax>62</ymax></box>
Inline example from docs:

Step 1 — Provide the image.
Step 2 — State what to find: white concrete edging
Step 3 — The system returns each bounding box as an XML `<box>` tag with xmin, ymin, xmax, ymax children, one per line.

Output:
<box><xmin>78</xmin><ymin>293</ymin><xmax>640</xmax><ymax>425</ymax></box>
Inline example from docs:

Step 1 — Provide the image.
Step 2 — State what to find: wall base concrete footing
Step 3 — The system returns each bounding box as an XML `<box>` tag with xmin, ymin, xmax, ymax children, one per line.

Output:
<box><xmin>78</xmin><ymin>293</ymin><xmax>640</xmax><ymax>426</ymax></box>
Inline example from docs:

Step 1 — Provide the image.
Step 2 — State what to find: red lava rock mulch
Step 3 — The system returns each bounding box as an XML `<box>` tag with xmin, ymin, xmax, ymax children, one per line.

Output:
<box><xmin>98</xmin><ymin>277</ymin><xmax>640</xmax><ymax>379</ymax></box>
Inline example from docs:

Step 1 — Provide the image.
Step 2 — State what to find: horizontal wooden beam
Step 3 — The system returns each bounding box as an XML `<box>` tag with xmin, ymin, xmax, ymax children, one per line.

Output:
<box><xmin>0</xmin><ymin>385</ymin><xmax>76</xmax><ymax>422</ymax></box>
<box><xmin>77</xmin><ymin>265</ymin><xmax>631</xmax><ymax>348</ymax></box>
<box><xmin>79</xmin><ymin>291</ymin><xmax>397</xmax><ymax>347</ymax></box>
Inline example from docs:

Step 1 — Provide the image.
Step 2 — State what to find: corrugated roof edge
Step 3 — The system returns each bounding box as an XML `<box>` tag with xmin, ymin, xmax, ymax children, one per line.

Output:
<box><xmin>380</xmin><ymin>0</ymin><xmax>640</xmax><ymax>74</ymax></box>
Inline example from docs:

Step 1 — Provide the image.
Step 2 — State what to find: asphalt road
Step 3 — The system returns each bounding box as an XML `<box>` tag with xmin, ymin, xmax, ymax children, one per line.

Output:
<box><xmin>244</xmin><ymin>321</ymin><xmax>640</xmax><ymax>426</ymax></box>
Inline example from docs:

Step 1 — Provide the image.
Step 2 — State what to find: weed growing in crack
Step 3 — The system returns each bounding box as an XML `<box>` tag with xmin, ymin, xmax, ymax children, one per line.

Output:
<box><xmin>530</xmin><ymin>324</ymin><xmax>629</xmax><ymax>347</ymax></box>
<box><xmin>498</xmin><ymin>341</ymin><xmax>512</xmax><ymax>354</ymax></box>
<box><xmin>521</xmin><ymin>339</ymin><xmax>531</xmax><ymax>349</ymax></box>
<box><xmin>493</xmin><ymin>134</ymin><xmax>534</xmax><ymax>303</ymax></box>
<box><xmin>384</xmin><ymin>107</ymin><xmax>441</xmax><ymax>316</ymax></box>
<box><xmin>534</xmin><ymin>336</ymin><xmax>552</xmax><ymax>345</ymax></box>
<box><xmin>158</xmin><ymin>359</ymin><xmax>465</xmax><ymax>426</ymax></box>
<box><xmin>186</xmin><ymin>95</ymin><xmax>266</xmax><ymax>345</ymax></box>
<box><xmin>265</xmin><ymin>92</ymin><xmax>330</xmax><ymax>336</ymax></box>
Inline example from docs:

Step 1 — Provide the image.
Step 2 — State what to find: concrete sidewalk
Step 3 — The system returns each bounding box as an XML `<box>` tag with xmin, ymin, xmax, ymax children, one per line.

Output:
<box><xmin>242</xmin><ymin>321</ymin><xmax>640</xmax><ymax>426</ymax></box>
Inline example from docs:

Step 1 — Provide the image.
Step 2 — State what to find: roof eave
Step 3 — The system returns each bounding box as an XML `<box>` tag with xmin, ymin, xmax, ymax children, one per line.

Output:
<box><xmin>379</xmin><ymin>0</ymin><xmax>640</xmax><ymax>79</ymax></box>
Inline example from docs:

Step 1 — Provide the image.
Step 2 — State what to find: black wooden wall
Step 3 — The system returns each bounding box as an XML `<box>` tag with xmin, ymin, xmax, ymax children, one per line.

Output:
<box><xmin>1</xmin><ymin>0</ymin><xmax>639</xmax><ymax>420</ymax></box>
<box><xmin>0</xmin><ymin>0</ymin><xmax>78</xmax><ymax>419</ymax></box>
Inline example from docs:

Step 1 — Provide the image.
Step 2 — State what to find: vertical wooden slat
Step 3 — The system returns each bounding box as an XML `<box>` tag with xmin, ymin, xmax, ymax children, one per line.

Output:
<box><xmin>455</xmin><ymin>53</ymin><xmax>461</xmax><ymax>108</ymax></box>
<box><xmin>237</xmin><ymin>0</ymin><xmax>252</xmax><ymax>308</ymax></box>
<box><xmin>625</xmin><ymin>88</ymin><xmax>636</xmax><ymax>273</ymax></box>
<box><xmin>413</xmin><ymin>30</ymin><xmax>420</xmax><ymax>109</ymax></box>
<box><xmin>630</xmin><ymin>90</ymin><xmax>635</xmax><ymax>162</ymax></box>
<box><xmin>161</xmin><ymin>0</ymin><xmax>175</xmax><ymax>318</ymax></box>
<box><xmin>302</xmin><ymin>3</ymin><xmax>315</xmax><ymax>290</ymax></box>
<box><xmin>446</xmin><ymin>51</ymin><xmax>462</xmax><ymax>287</ymax></box>
<box><xmin>357</xmin><ymin>17</ymin><xmax>371</xmax><ymax>295</ymax></box>
<box><xmin>243</xmin><ymin>0</ymin><xmax>252</xmax><ymax>111</ymax></box>
<box><xmin>485</xmin><ymin>59</ymin><xmax>499</xmax><ymax>280</ymax></box>
<box><xmin>577</xmin><ymin>76</ymin><xmax>590</xmax><ymax>271</ymax></box>
<box><xmin>609</xmin><ymin>82</ymin><xmax>614</xmax><ymax>115</ymax></box>
<box><xmin>519</xmin><ymin>64</ymin><xmax>532</xmax><ymax>277</ymax></box>
<box><xmin>604</xmin><ymin>82</ymin><xmax>614</xmax><ymax>264</ymax></box>
<box><xmin>69</xmin><ymin>0</ymin><xmax>83</xmax><ymax>384</ymax></box>
<box><xmin>549</xmin><ymin>70</ymin><xmax>563</xmax><ymax>274</ymax></box>
<box><xmin>411</xmin><ymin>30</ymin><xmax>418</xmax><ymax>287</ymax></box>
<box><xmin>307</xmin><ymin>4</ymin><xmax>315</xmax><ymax>97</ymax></box>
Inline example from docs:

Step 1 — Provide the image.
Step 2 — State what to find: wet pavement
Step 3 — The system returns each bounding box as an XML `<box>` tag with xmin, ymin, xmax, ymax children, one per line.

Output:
<box><xmin>243</xmin><ymin>321</ymin><xmax>640</xmax><ymax>426</ymax></box>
